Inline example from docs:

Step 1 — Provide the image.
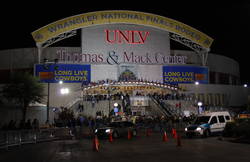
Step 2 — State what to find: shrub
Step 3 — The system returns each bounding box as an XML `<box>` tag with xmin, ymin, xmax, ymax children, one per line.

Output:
<box><xmin>223</xmin><ymin>118</ymin><xmax>250</xmax><ymax>138</ymax></box>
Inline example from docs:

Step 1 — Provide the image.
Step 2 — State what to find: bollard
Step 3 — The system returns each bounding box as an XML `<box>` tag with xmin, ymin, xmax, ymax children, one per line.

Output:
<box><xmin>127</xmin><ymin>129</ymin><xmax>132</xmax><ymax>140</ymax></box>
<box><xmin>19</xmin><ymin>132</ymin><xmax>21</xmax><ymax>147</ymax></box>
<box><xmin>109</xmin><ymin>132</ymin><xmax>113</xmax><ymax>142</ymax></box>
<box><xmin>146</xmin><ymin>128</ymin><xmax>151</xmax><ymax>137</ymax></box>
<box><xmin>176</xmin><ymin>134</ymin><xmax>182</xmax><ymax>147</ymax></box>
<box><xmin>6</xmin><ymin>132</ymin><xmax>9</xmax><ymax>151</ymax></box>
<box><xmin>93</xmin><ymin>135</ymin><xmax>99</xmax><ymax>151</ymax></box>
<box><xmin>162</xmin><ymin>131</ymin><xmax>168</xmax><ymax>142</ymax></box>
<box><xmin>34</xmin><ymin>133</ymin><xmax>37</xmax><ymax>144</ymax></box>
<box><xmin>172</xmin><ymin>128</ymin><xmax>177</xmax><ymax>139</ymax></box>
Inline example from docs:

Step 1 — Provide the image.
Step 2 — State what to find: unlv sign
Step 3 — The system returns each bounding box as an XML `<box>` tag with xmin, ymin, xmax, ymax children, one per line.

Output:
<box><xmin>105</xmin><ymin>29</ymin><xmax>149</xmax><ymax>44</ymax></box>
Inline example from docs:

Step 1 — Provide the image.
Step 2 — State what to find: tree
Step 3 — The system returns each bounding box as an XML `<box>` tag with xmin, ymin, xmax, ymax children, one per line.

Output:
<box><xmin>2</xmin><ymin>72</ymin><xmax>44</xmax><ymax>120</ymax></box>
<box><xmin>58</xmin><ymin>107</ymin><xmax>74</xmax><ymax>121</ymax></box>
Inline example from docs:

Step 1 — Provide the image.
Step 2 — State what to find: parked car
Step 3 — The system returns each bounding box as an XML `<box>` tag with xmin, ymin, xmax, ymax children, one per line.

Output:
<box><xmin>185</xmin><ymin>111</ymin><xmax>232</xmax><ymax>137</ymax></box>
<box><xmin>94</xmin><ymin>121</ymin><xmax>137</xmax><ymax>138</ymax></box>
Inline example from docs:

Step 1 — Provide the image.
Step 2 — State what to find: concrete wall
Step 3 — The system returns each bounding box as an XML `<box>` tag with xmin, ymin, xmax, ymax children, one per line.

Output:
<box><xmin>181</xmin><ymin>84</ymin><xmax>248</xmax><ymax>107</ymax></box>
<box><xmin>172</xmin><ymin>50</ymin><xmax>240</xmax><ymax>77</ymax></box>
<box><xmin>0</xmin><ymin>47</ymin><xmax>245</xmax><ymax>109</ymax></box>
<box><xmin>81</xmin><ymin>24</ymin><xmax>171</xmax><ymax>63</ymax></box>
<box><xmin>0</xmin><ymin>47</ymin><xmax>240</xmax><ymax>79</ymax></box>
<box><xmin>42</xmin><ymin>82</ymin><xmax>249</xmax><ymax>112</ymax></box>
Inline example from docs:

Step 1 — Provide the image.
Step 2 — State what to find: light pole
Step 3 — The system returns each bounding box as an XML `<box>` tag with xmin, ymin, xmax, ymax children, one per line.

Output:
<box><xmin>47</xmin><ymin>82</ymin><xmax>50</xmax><ymax>123</ymax></box>
<box><xmin>104</xmin><ymin>83</ymin><xmax>112</xmax><ymax>118</ymax></box>
<box><xmin>198</xmin><ymin>101</ymin><xmax>203</xmax><ymax>115</ymax></box>
<box><xmin>114</xmin><ymin>102</ymin><xmax>118</xmax><ymax>116</ymax></box>
<box><xmin>108</xmin><ymin>88</ymin><xmax>111</xmax><ymax>118</ymax></box>
<box><xmin>43</xmin><ymin>58</ymin><xmax>50</xmax><ymax>123</ymax></box>
<box><xmin>43</xmin><ymin>58</ymin><xmax>59</xmax><ymax>124</ymax></box>
<box><xmin>194</xmin><ymin>81</ymin><xmax>199</xmax><ymax>114</ymax></box>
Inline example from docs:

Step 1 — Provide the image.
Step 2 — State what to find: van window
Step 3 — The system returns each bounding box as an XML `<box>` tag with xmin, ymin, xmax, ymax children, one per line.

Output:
<box><xmin>218</xmin><ymin>115</ymin><xmax>225</xmax><ymax>123</ymax></box>
<box><xmin>210</xmin><ymin>116</ymin><xmax>218</xmax><ymax>124</ymax></box>
<box><xmin>225</xmin><ymin>116</ymin><xmax>230</xmax><ymax>120</ymax></box>
<box><xmin>194</xmin><ymin>116</ymin><xmax>210</xmax><ymax>124</ymax></box>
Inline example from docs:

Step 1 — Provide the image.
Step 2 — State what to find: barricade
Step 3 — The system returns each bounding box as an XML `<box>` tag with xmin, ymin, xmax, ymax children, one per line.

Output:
<box><xmin>20</xmin><ymin>130</ymin><xmax>37</xmax><ymax>144</ymax></box>
<box><xmin>6</xmin><ymin>131</ymin><xmax>22</xmax><ymax>148</ymax></box>
<box><xmin>0</xmin><ymin>127</ymin><xmax>72</xmax><ymax>150</ymax></box>
<box><xmin>36</xmin><ymin>129</ymin><xmax>54</xmax><ymax>142</ymax></box>
<box><xmin>53</xmin><ymin>128</ymin><xmax>73</xmax><ymax>140</ymax></box>
<box><xmin>0</xmin><ymin>131</ymin><xmax>6</xmax><ymax>149</ymax></box>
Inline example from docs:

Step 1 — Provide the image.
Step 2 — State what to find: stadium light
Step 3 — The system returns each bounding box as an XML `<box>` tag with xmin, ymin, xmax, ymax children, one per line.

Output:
<box><xmin>198</xmin><ymin>102</ymin><xmax>203</xmax><ymax>106</ymax></box>
<box><xmin>197</xmin><ymin>102</ymin><xmax>203</xmax><ymax>115</ymax></box>
<box><xmin>60</xmin><ymin>88</ymin><xmax>69</xmax><ymax>95</ymax></box>
<box><xmin>114</xmin><ymin>103</ymin><xmax>118</xmax><ymax>107</ymax></box>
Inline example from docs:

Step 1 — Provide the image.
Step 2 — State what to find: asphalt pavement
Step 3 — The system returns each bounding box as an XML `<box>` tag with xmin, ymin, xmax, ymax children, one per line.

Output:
<box><xmin>1</xmin><ymin>133</ymin><xmax>250</xmax><ymax>162</ymax></box>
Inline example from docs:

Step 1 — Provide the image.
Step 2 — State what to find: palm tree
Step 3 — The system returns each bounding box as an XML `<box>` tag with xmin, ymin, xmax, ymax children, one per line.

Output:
<box><xmin>2</xmin><ymin>72</ymin><xmax>44</xmax><ymax>120</ymax></box>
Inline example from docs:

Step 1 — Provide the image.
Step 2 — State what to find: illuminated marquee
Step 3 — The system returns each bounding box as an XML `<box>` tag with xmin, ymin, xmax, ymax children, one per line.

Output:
<box><xmin>105</xmin><ymin>29</ymin><xmax>149</xmax><ymax>44</ymax></box>
<box><xmin>56</xmin><ymin>49</ymin><xmax>187</xmax><ymax>65</ymax></box>
<box><xmin>35</xmin><ymin>64</ymin><xmax>91</xmax><ymax>83</ymax></box>
<box><xmin>31</xmin><ymin>10</ymin><xmax>213</xmax><ymax>49</ymax></box>
<box><xmin>163</xmin><ymin>66</ymin><xmax>208</xmax><ymax>84</ymax></box>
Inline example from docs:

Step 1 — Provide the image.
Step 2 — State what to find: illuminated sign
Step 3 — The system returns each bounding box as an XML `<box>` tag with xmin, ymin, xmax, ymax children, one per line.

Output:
<box><xmin>56</xmin><ymin>49</ymin><xmax>187</xmax><ymax>65</ymax></box>
<box><xmin>163</xmin><ymin>66</ymin><xmax>208</xmax><ymax>84</ymax></box>
<box><xmin>130</xmin><ymin>96</ymin><xmax>149</xmax><ymax>106</ymax></box>
<box><xmin>32</xmin><ymin>10</ymin><xmax>213</xmax><ymax>49</ymax></box>
<box><xmin>35</xmin><ymin>64</ymin><xmax>91</xmax><ymax>83</ymax></box>
<box><xmin>105</xmin><ymin>29</ymin><xmax>149</xmax><ymax>44</ymax></box>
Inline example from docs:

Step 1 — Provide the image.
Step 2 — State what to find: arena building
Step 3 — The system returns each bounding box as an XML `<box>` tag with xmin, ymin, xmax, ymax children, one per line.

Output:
<box><xmin>0</xmin><ymin>10</ymin><xmax>248</xmax><ymax>124</ymax></box>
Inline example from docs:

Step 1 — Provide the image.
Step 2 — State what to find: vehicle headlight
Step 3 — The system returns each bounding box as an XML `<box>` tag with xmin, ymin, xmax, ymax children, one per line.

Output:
<box><xmin>185</xmin><ymin>128</ymin><xmax>188</xmax><ymax>131</ymax></box>
<box><xmin>94</xmin><ymin>129</ymin><xmax>98</xmax><ymax>133</ymax></box>
<box><xmin>105</xmin><ymin>129</ymin><xmax>111</xmax><ymax>133</ymax></box>
<box><xmin>196</xmin><ymin>127</ymin><xmax>202</xmax><ymax>131</ymax></box>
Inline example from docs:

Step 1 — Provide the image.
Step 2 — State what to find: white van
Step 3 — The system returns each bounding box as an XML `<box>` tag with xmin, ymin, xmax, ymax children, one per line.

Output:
<box><xmin>185</xmin><ymin>111</ymin><xmax>232</xmax><ymax>137</ymax></box>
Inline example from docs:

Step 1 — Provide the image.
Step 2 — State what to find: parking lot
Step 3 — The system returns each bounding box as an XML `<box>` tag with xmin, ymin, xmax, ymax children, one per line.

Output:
<box><xmin>1</xmin><ymin>131</ymin><xmax>250</xmax><ymax>162</ymax></box>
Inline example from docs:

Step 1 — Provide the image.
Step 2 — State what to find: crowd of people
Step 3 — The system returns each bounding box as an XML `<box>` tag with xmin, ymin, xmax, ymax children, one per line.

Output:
<box><xmin>1</xmin><ymin>112</ymin><xmax>198</xmax><ymax>137</ymax></box>
<box><xmin>54</xmin><ymin>112</ymin><xmax>197</xmax><ymax>134</ymax></box>
<box><xmin>83</xmin><ymin>78</ymin><xmax>172</xmax><ymax>87</ymax></box>
<box><xmin>83</xmin><ymin>91</ymin><xmax>190</xmax><ymax>104</ymax></box>
<box><xmin>84</xmin><ymin>92</ymin><xmax>127</xmax><ymax>102</ymax></box>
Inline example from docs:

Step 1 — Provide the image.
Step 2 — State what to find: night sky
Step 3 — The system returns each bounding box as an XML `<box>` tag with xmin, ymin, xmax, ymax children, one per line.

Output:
<box><xmin>0</xmin><ymin>1</ymin><xmax>249</xmax><ymax>83</ymax></box>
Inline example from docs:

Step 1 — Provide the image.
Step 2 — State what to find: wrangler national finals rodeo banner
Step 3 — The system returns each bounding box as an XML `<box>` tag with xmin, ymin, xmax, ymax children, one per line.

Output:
<box><xmin>35</xmin><ymin>64</ymin><xmax>91</xmax><ymax>84</ymax></box>
<box><xmin>163</xmin><ymin>66</ymin><xmax>208</xmax><ymax>84</ymax></box>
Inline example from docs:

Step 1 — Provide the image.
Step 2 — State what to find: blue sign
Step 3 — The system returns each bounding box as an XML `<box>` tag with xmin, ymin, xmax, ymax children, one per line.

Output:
<box><xmin>163</xmin><ymin>66</ymin><xmax>208</xmax><ymax>84</ymax></box>
<box><xmin>114</xmin><ymin>107</ymin><xmax>119</xmax><ymax>113</ymax></box>
<box><xmin>35</xmin><ymin>64</ymin><xmax>91</xmax><ymax>84</ymax></box>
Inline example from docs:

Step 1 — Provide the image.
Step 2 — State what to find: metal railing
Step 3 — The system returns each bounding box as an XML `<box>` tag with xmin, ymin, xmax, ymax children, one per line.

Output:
<box><xmin>0</xmin><ymin>127</ymin><xmax>72</xmax><ymax>150</ymax></box>
<box><xmin>151</xmin><ymin>96</ymin><xmax>176</xmax><ymax>117</ymax></box>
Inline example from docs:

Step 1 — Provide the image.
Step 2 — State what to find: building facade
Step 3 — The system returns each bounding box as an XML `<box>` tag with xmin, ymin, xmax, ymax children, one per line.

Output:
<box><xmin>0</xmin><ymin>10</ymin><xmax>248</xmax><ymax>124</ymax></box>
